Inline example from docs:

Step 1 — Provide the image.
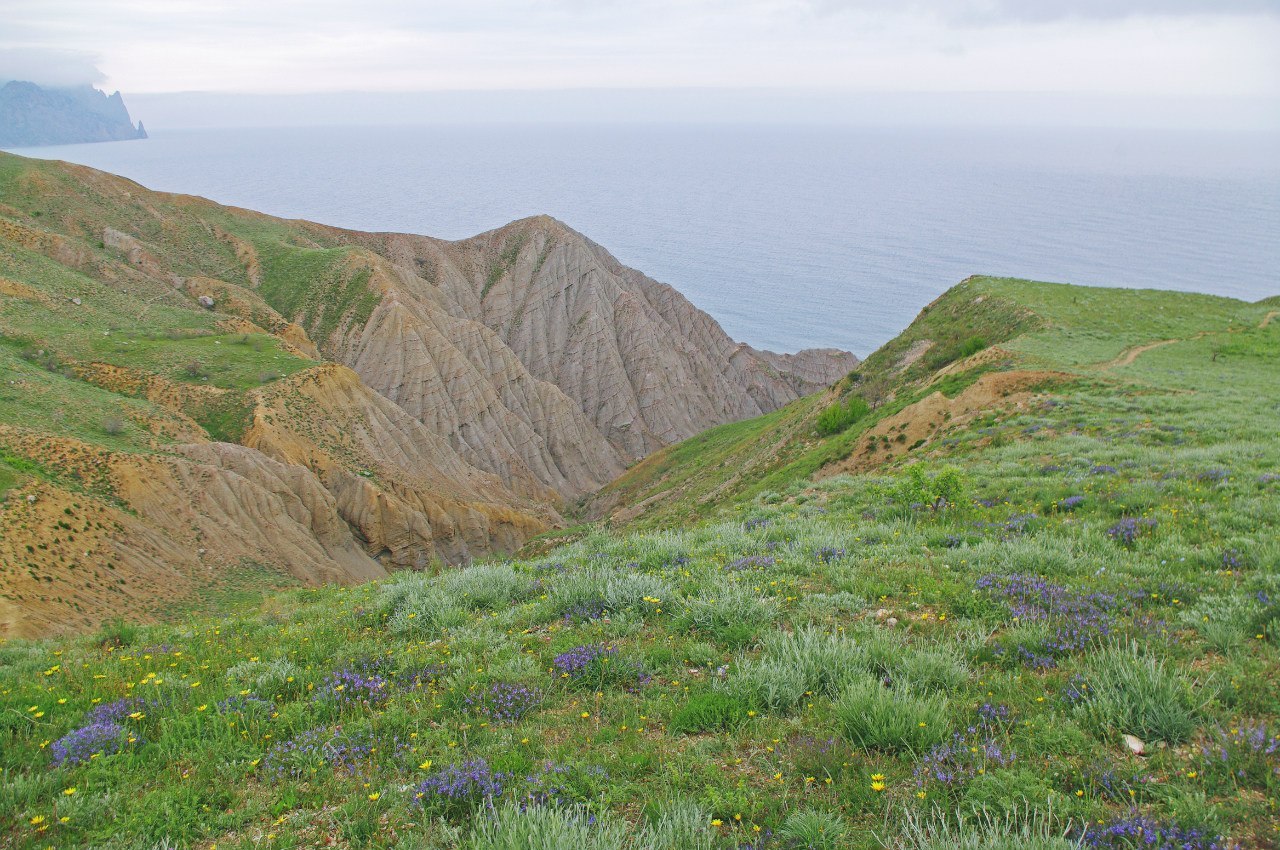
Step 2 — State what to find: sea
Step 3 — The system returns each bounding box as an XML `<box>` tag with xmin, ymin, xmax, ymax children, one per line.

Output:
<box><xmin>8</xmin><ymin>124</ymin><xmax>1279</xmax><ymax>356</ymax></box>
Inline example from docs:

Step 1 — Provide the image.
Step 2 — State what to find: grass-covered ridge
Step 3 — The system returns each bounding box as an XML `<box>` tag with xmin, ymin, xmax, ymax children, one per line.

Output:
<box><xmin>586</xmin><ymin>277</ymin><xmax>1274</xmax><ymax>530</ymax></box>
<box><xmin>2</xmin><ymin>275</ymin><xmax>1277</xmax><ymax>848</ymax></box>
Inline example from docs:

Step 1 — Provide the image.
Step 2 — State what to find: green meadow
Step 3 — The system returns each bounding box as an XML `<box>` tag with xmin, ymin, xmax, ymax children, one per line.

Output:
<box><xmin>1</xmin><ymin>278</ymin><xmax>1278</xmax><ymax>849</ymax></box>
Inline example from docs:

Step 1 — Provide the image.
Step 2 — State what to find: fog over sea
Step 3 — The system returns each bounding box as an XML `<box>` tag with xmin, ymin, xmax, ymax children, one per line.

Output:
<box><xmin>12</xmin><ymin>124</ymin><xmax>1279</xmax><ymax>355</ymax></box>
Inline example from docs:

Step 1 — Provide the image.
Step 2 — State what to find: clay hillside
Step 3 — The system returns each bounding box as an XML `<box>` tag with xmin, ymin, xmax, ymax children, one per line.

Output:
<box><xmin>0</xmin><ymin>151</ymin><xmax>856</xmax><ymax>638</ymax></box>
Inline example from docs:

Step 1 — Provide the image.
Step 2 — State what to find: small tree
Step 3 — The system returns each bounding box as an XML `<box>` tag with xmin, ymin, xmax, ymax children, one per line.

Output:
<box><xmin>894</xmin><ymin>464</ymin><xmax>965</xmax><ymax>510</ymax></box>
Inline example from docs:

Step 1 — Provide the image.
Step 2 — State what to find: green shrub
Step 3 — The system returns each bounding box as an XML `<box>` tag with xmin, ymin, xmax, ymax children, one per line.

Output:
<box><xmin>376</xmin><ymin>577</ymin><xmax>468</xmax><ymax>636</ymax></box>
<box><xmin>836</xmin><ymin>677</ymin><xmax>950</xmax><ymax>752</ymax></box>
<box><xmin>603</xmin><ymin>573</ymin><xmax>675</xmax><ymax>615</ymax></box>
<box><xmin>724</xmin><ymin>657</ymin><xmax>809</xmax><ymax>712</ymax></box>
<box><xmin>224</xmin><ymin>657</ymin><xmax>304</xmax><ymax>700</ymax></box>
<box><xmin>637</xmin><ymin>801</ymin><xmax>715</xmax><ymax>850</ymax></box>
<box><xmin>669</xmin><ymin>691</ymin><xmax>748</xmax><ymax>735</ymax></box>
<box><xmin>816</xmin><ymin>395</ymin><xmax>871</xmax><ymax>436</ymax></box>
<box><xmin>893</xmin><ymin>465</ymin><xmax>966</xmax><ymax>510</ymax></box>
<box><xmin>548</xmin><ymin>570</ymin><xmax>610</xmax><ymax>619</ymax></box>
<box><xmin>1073</xmin><ymin>642</ymin><xmax>1212</xmax><ymax>744</ymax></box>
<box><xmin>96</xmin><ymin>617</ymin><xmax>139</xmax><ymax>648</ymax></box>
<box><xmin>956</xmin><ymin>336</ymin><xmax>989</xmax><ymax>360</ymax></box>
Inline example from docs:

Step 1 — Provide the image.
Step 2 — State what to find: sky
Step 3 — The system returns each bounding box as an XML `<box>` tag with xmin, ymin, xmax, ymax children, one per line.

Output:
<box><xmin>1</xmin><ymin>1</ymin><xmax>1278</xmax><ymax>127</ymax></box>
<box><xmin>2</xmin><ymin>0</ymin><xmax>1278</xmax><ymax>95</ymax></box>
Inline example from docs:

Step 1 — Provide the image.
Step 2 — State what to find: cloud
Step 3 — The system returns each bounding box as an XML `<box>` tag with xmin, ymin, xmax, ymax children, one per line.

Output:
<box><xmin>1</xmin><ymin>1</ymin><xmax>1276</xmax><ymax>97</ymax></box>
<box><xmin>0</xmin><ymin>47</ymin><xmax>106</xmax><ymax>87</ymax></box>
<box><xmin>805</xmin><ymin>0</ymin><xmax>1280</xmax><ymax>23</ymax></box>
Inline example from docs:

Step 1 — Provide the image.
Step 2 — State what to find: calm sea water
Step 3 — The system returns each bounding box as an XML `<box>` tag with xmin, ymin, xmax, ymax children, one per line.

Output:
<box><xmin>9</xmin><ymin>125</ymin><xmax>1279</xmax><ymax>355</ymax></box>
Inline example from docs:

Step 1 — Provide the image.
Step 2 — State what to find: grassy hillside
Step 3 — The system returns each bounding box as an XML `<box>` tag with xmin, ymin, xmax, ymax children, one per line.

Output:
<box><xmin>1</xmin><ymin>277</ymin><xmax>1277</xmax><ymax>848</ymax></box>
<box><xmin>0</xmin><ymin>153</ymin><xmax>323</xmax><ymax>462</ymax></box>
<box><xmin>587</xmin><ymin>277</ymin><xmax>1275</xmax><ymax>529</ymax></box>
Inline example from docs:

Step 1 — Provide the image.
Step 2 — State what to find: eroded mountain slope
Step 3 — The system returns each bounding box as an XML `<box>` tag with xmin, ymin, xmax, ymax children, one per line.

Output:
<box><xmin>0</xmin><ymin>151</ymin><xmax>855</xmax><ymax>635</ymax></box>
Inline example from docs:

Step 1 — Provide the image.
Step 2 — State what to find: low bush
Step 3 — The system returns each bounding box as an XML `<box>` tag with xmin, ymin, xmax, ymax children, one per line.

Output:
<box><xmin>816</xmin><ymin>394</ymin><xmax>871</xmax><ymax>436</ymax></box>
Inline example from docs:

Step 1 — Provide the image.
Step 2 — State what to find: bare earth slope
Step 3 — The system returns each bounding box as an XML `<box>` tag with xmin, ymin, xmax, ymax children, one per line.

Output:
<box><xmin>0</xmin><ymin>152</ymin><xmax>855</xmax><ymax>636</ymax></box>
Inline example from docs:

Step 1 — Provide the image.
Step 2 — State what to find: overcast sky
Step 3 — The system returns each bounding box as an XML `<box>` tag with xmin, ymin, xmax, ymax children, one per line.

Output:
<box><xmin>2</xmin><ymin>0</ymin><xmax>1278</xmax><ymax>98</ymax></box>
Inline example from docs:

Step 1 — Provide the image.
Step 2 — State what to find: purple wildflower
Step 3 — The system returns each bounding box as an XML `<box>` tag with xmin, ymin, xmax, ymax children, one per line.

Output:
<box><xmin>561</xmin><ymin>599</ymin><xmax>608</xmax><ymax>624</ymax></box>
<box><xmin>1199</xmin><ymin>721</ymin><xmax>1280</xmax><ymax>789</ymax></box>
<box><xmin>413</xmin><ymin>758</ymin><xmax>509</xmax><ymax>814</ymax></box>
<box><xmin>726</xmin><ymin>555</ymin><xmax>776</xmax><ymax>571</ymax></box>
<box><xmin>262</xmin><ymin>726</ymin><xmax>389</xmax><ymax>780</ymax></box>
<box><xmin>86</xmin><ymin>697</ymin><xmax>149</xmax><ymax>724</ymax></box>
<box><xmin>978</xmin><ymin>573</ymin><xmax>1120</xmax><ymax>666</ymax></box>
<box><xmin>464</xmin><ymin>682</ymin><xmax>542</xmax><ymax>723</ymax></box>
<box><xmin>1082</xmin><ymin>814</ymin><xmax>1229</xmax><ymax>850</ymax></box>
<box><xmin>1106</xmin><ymin>517</ymin><xmax>1157</xmax><ymax>546</ymax></box>
<box><xmin>316</xmin><ymin>667</ymin><xmax>392</xmax><ymax>710</ymax></box>
<box><xmin>553</xmin><ymin>644</ymin><xmax>616</xmax><ymax>678</ymax></box>
<box><xmin>914</xmin><ymin>728</ymin><xmax>1015</xmax><ymax>789</ymax></box>
<box><xmin>51</xmin><ymin>721</ymin><xmax>140</xmax><ymax>766</ymax></box>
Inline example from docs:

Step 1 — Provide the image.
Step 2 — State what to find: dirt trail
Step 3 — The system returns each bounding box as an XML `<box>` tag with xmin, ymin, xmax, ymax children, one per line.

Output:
<box><xmin>1261</xmin><ymin>310</ymin><xmax>1278</xmax><ymax>329</ymax></box>
<box><xmin>818</xmin><ymin>369</ymin><xmax>1065</xmax><ymax>479</ymax></box>
<box><xmin>1097</xmin><ymin>339</ymin><xmax>1179</xmax><ymax>369</ymax></box>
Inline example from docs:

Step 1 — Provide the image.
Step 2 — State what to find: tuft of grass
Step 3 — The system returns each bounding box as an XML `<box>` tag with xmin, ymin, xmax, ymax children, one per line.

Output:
<box><xmin>1072</xmin><ymin>641</ymin><xmax>1213</xmax><ymax>744</ymax></box>
<box><xmin>94</xmin><ymin>617</ymin><xmax>139</xmax><ymax>648</ymax></box>
<box><xmin>778</xmin><ymin>809</ymin><xmax>847</xmax><ymax>850</ymax></box>
<box><xmin>463</xmin><ymin>803</ymin><xmax>627</xmax><ymax>850</ymax></box>
<box><xmin>836</xmin><ymin>677</ymin><xmax>951</xmax><ymax>753</ymax></box>
<box><xmin>677</xmin><ymin>586</ymin><xmax>779</xmax><ymax>648</ymax></box>
<box><xmin>888</xmin><ymin>806</ymin><xmax>1080</xmax><ymax>850</ymax></box>
<box><xmin>669</xmin><ymin>691</ymin><xmax>748</xmax><ymax>735</ymax></box>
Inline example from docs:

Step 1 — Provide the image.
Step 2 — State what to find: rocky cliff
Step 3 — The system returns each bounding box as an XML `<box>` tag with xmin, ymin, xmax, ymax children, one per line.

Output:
<box><xmin>0</xmin><ymin>151</ymin><xmax>856</xmax><ymax>636</ymax></box>
<box><xmin>0</xmin><ymin>82</ymin><xmax>148</xmax><ymax>147</ymax></box>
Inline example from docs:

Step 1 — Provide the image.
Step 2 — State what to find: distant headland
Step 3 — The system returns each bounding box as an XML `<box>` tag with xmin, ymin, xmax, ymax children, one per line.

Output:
<box><xmin>0</xmin><ymin>80</ymin><xmax>147</xmax><ymax>147</ymax></box>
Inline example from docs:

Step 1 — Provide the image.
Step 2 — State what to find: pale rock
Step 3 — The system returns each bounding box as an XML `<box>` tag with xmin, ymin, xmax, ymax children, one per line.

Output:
<box><xmin>1123</xmin><ymin>734</ymin><xmax>1145</xmax><ymax>755</ymax></box>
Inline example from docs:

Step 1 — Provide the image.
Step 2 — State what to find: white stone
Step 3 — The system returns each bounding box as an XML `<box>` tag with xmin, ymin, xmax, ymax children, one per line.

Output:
<box><xmin>1122</xmin><ymin>734</ymin><xmax>1145</xmax><ymax>755</ymax></box>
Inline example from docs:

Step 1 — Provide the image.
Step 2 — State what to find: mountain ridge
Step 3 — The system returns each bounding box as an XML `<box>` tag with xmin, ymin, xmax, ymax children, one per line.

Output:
<box><xmin>0</xmin><ymin>151</ymin><xmax>855</xmax><ymax>637</ymax></box>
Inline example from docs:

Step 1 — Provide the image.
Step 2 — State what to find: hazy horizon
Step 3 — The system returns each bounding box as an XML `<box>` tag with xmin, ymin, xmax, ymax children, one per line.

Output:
<box><xmin>96</xmin><ymin>89</ymin><xmax>1280</xmax><ymax>133</ymax></box>
<box><xmin>4</xmin><ymin>0</ymin><xmax>1278</xmax><ymax>134</ymax></box>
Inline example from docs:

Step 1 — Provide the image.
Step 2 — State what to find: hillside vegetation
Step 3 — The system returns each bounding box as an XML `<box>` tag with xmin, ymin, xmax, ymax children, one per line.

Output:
<box><xmin>2</xmin><ymin>274</ymin><xmax>1277</xmax><ymax>848</ymax></box>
